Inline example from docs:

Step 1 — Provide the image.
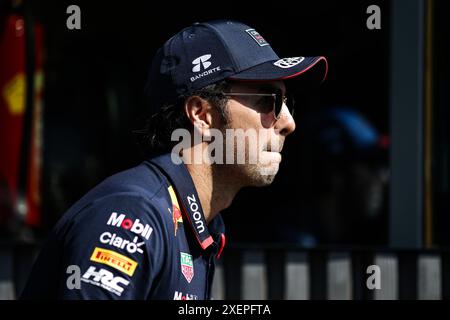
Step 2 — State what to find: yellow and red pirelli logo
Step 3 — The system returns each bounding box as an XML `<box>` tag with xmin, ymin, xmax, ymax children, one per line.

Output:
<box><xmin>90</xmin><ymin>247</ymin><xmax>138</xmax><ymax>276</ymax></box>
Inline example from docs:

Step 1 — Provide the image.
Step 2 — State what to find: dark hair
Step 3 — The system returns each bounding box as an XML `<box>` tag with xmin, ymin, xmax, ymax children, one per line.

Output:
<box><xmin>134</xmin><ymin>80</ymin><xmax>231</xmax><ymax>157</ymax></box>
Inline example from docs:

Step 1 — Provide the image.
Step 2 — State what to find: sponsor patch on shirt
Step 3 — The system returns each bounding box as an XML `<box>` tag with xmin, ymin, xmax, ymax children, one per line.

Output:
<box><xmin>173</xmin><ymin>290</ymin><xmax>198</xmax><ymax>300</ymax></box>
<box><xmin>180</xmin><ymin>252</ymin><xmax>194</xmax><ymax>283</ymax></box>
<box><xmin>90</xmin><ymin>247</ymin><xmax>138</xmax><ymax>276</ymax></box>
<box><xmin>168</xmin><ymin>185</ymin><xmax>183</xmax><ymax>236</ymax></box>
<box><xmin>81</xmin><ymin>266</ymin><xmax>129</xmax><ymax>297</ymax></box>
<box><xmin>106</xmin><ymin>212</ymin><xmax>153</xmax><ymax>240</ymax></box>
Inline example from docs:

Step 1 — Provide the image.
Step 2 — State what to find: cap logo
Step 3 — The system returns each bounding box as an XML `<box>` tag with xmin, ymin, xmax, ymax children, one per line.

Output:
<box><xmin>190</xmin><ymin>54</ymin><xmax>221</xmax><ymax>83</ymax></box>
<box><xmin>192</xmin><ymin>54</ymin><xmax>212</xmax><ymax>72</ymax></box>
<box><xmin>245</xmin><ymin>29</ymin><xmax>269</xmax><ymax>47</ymax></box>
<box><xmin>273</xmin><ymin>57</ymin><xmax>305</xmax><ymax>69</ymax></box>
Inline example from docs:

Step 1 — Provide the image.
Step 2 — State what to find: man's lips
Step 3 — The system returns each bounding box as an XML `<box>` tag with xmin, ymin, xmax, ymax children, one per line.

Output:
<box><xmin>264</xmin><ymin>147</ymin><xmax>283</xmax><ymax>153</ymax></box>
<box><xmin>261</xmin><ymin>150</ymin><xmax>282</xmax><ymax>163</ymax></box>
<box><xmin>264</xmin><ymin>143</ymin><xmax>283</xmax><ymax>153</ymax></box>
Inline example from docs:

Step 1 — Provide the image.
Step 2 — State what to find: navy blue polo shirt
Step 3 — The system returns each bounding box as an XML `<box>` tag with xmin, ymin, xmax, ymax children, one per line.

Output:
<box><xmin>21</xmin><ymin>153</ymin><xmax>226</xmax><ymax>300</ymax></box>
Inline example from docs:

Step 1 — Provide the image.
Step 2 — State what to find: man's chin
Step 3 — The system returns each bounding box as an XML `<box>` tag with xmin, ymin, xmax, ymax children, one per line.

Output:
<box><xmin>247</xmin><ymin>165</ymin><xmax>279</xmax><ymax>186</ymax></box>
<box><xmin>252</xmin><ymin>175</ymin><xmax>277</xmax><ymax>187</ymax></box>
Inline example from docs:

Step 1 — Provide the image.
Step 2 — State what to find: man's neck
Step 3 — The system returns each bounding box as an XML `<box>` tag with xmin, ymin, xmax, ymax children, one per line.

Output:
<box><xmin>185</xmin><ymin>162</ymin><xmax>239</xmax><ymax>224</ymax></box>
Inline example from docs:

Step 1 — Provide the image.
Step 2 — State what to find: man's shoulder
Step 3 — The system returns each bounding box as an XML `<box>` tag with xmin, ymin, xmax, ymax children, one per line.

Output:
<box><xmin>58</xmin><ymin>161</ymin><xmax>174</xmax><ymax>231</ymax></box>
<box><xmin>99</xmin><ymin>161</ymin><xmax>167</xmax><ymax>197</ymax></box>
<box><xmin>85</xmin><ymin>161</ymin><xmax>170</xmax><ymax>202</ymax></box>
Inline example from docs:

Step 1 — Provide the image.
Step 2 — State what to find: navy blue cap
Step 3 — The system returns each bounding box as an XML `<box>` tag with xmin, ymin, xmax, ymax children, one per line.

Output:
<box><xmin>146</xmin><ymin>20</ymin><xmax>328</xmax><ymax>112</ymax></box>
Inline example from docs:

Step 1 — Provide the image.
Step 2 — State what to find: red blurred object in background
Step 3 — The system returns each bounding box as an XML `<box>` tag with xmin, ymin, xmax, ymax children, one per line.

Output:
<box><xmin>0</xmin><ymin>13</ymin><xmax>44</xmax><ymax>231</ymax></box>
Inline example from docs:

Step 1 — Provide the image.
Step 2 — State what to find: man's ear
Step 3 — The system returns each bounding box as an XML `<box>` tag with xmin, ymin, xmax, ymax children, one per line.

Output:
<box><xmin>184</xmin><ymin>96</ymin><xmax>214</xmax><ymax>138</ymax></box>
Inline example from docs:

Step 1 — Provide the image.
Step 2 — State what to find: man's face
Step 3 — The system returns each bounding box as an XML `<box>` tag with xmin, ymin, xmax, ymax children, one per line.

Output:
<box><xmin>218</xmin><ymin>80</ymin><xmax>296</xmax><ymax>187</ymax></box>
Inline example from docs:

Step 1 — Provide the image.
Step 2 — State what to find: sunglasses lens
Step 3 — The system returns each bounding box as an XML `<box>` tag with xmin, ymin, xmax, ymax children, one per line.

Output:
<box><xmin>223</xmin><ymin>91</ymin><xmax>295</xmax><ymax>119</ymax></box>
<box><xmin>256</xmin><ymin>96</ymin><xmax>274</xmax><ymax>114</ymax></box>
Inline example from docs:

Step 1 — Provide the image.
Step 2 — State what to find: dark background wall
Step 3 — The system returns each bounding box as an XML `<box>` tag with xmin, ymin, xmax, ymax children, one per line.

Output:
<box><xmin>14</xmin><ymin>0</ymin><xmax>391</xmax><ymax>246</ymax></box>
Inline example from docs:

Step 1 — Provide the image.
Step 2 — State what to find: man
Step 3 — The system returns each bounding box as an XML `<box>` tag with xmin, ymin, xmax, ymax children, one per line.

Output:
<box><xmin>21</xmin><ymin>20</ymin><xmax>327</xmax><ymax>299</ymax></box>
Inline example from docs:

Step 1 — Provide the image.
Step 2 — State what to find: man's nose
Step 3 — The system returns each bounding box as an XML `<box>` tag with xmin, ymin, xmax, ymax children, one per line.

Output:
<box><xmin>274</xmin><ymin>104</ymin><xmax>296</xmax><ymax>136</ymax></box>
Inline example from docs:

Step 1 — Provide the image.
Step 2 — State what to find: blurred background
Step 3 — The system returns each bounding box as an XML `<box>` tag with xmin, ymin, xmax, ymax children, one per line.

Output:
<box><xmin>0</xmin><ymin>0</ymin><xmax>449</xmax><ymax>299</ymax></box>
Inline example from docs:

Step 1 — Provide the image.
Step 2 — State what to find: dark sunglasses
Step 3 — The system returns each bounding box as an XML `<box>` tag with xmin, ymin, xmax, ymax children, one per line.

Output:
<box><xmin>222</xmin><ymin>89</ymin><xmax>295</xmax><ymax>120</ymax></box>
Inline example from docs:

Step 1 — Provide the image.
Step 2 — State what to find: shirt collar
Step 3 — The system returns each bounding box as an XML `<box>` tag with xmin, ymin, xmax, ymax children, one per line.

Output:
<box><xmin>147</xmin><ymin>153</ymin><xmax>225</xmax><ymax>251</ymax></box>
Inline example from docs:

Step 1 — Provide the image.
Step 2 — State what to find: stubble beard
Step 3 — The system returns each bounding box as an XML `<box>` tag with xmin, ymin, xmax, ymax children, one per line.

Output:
<box><xmin>214</xmin><ymin>125</ymin><xmax>279</xmax><ymax>189</ymax></box>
